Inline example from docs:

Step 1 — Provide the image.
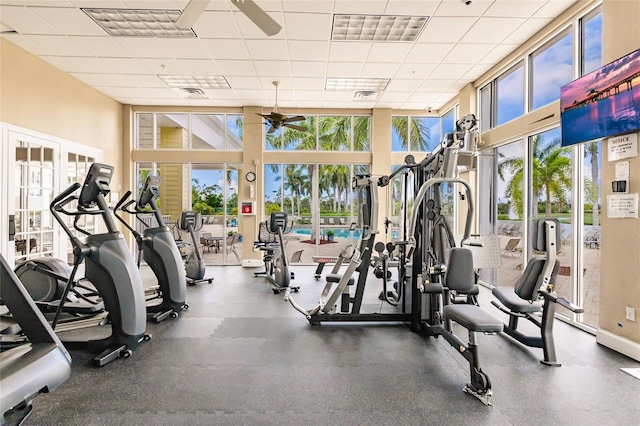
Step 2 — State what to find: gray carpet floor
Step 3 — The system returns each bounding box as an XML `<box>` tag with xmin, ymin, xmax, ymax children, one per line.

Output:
<box><xmin>26</xmin><ymin>265</ymin><xmax>640</xmax><ymax>426</ymax></box>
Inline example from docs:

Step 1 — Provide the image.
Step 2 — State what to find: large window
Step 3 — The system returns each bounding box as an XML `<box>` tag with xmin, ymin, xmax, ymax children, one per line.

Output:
<box><xmin>265</xmin><ymin>115</ymin><xmax>370</xmax><ymax>152</ymax></box>
<box><xmin>391</xmin><ymin>116</ymin><xmax>441</xmax><ymax>151</ymax></box>
<box><xmin>580</xmin><ymin>7</ymin><xmax>602</xmax><ymax>75</ymax></box>
<box><xmin>496</xmin><ymin>62</ymin><xmax>525</xmax><ymax>126</ymax></box>
<box><xmin>530</xmin><ymin>30</ymin><xmax>573</xmax><ymax>110</ymax></box>
<box><xmin>135</xmin><ymin>112</ymin><xmax>243</xmax><ymax>150</ymax></box>
<box><xmin>265</xmin><ymin>163</ymin><xmax>370</xmax><ymax>262</ymax></box>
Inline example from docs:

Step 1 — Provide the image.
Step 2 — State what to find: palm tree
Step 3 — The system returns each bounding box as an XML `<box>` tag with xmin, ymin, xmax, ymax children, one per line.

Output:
<box><xmin>584</xmin><ymin>142</ymin><xmax>600</xmax><ymax>226</ymax></box>
<box><xmin>392</xmin><ymin>116</ymin><xmax>433</xmax><ymax>151</ymax></box>
<box><xmin>498</xmin><ymin>135</ymin><xmax>571</xmax><ymax>219</ymax></box>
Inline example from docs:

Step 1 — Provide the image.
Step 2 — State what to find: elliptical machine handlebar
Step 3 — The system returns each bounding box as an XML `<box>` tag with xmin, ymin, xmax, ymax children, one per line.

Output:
<box><xmin>113</xmin><ymin>191</ymin><xmax>143</xmax><ymax>242</ymax></box>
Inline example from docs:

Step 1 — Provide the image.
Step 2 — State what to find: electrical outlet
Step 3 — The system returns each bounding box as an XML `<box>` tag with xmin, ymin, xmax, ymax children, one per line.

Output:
<box><xmin>626</xmin><ymin>307</ymin><xmax>635</xmax><ymax>322</ymax></box>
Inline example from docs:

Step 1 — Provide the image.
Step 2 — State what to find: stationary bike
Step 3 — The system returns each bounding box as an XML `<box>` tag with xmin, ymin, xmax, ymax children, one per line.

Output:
<box><xmin>179</xmin><ymin>211</ymin><xmax>213</xmax><ymax>285</ymax></box>
<box><xmin>114</xmin><ymin>175</ymin><xmax>188</xmax><ymax>322</ymax></box>
<box><xmin>254</xmin><ymin>212</ymin><xmax>299</xmax><ymax>294</ymax></box>
<box><xmin>13</xmin><ymin>163</ymin><xmax>149</xmax><ymax>367</ymax></box>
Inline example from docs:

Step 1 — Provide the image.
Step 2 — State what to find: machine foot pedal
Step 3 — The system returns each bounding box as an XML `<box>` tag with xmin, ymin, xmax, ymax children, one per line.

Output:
<box><xmin>463</xmin><ymin>385</ymin><xmax>493</xmax><ymax>406</ymax></box>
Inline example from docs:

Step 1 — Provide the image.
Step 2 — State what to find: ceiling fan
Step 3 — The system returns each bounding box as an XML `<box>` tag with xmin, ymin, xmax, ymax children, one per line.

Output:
<box><xmin>257</xmin><ymin>81</ymin><xmax>307</xmax><ymax>134</ymax></box>
<box><xmin>175</xmin><ymin>0</ymin><xmax>281</xmax><ymax>36</ymax></box>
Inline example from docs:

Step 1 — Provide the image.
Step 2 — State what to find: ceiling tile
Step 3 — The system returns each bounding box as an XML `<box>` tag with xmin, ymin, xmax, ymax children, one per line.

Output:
<box><xmin>534</xmin><ymin>0</ymin><xmax>578</xmax><ymax>18</ymax></box>
<box><xmin>233</xmin><ymin>10</ymin><xmax>285</xmax><ymax>39</ymax></box>
<box><xmin>429</xmin><ymin>63</ymin><xmax>473</xmax><ymax>80</ymax></box>
<box><xmin>478</xmin><ymin>43</ymin><xmax>520</xmax><ymax>65</ymax></box>
<box><xmin>328</xmin><ymin>41</ymin><xmax>371</xmax><ymax>62</ymax></box>
<box><xmin>30</xmin><ymin>6</ymin><xmax>105</xmax><ymax>35</ymax></box>
<box><xmin>159</xmin><ymin>39</ymin><xmax>212</xmax><ymax>59</ymax></box>
<box><xmin>326</xmin><ymin>62</ymin><xmax>363</xmax><ymax>77</ymax></box>
<box><xmin>70</xmin><ymin>36</ymin><xmax>134</xmax><ymax>57</ymax></box>
<box><xmin>292</xmin><ymin>77</ymin><xmax>325</xmax><ymax>90</ymax></box>
<box><xmin>442</xmin><ymin>43</ymin><xmax>495</xmax><ymax>64</ymax></box>
<box><xmin>192</xmin><ymin>11</ymin><xmax>242</xmax><ymax>39</ymax></box>
<box><xmin>253</xmin><ymin>60</ymin><xmax>292</xmax><ymax>76</ymax></box>
<box><xmin>379</xmin><ymin>91</ymin><xmax>413</xmax><ymax>102</ymax></box>
<box><xmin>417</xmin><ymin>17</ymin><xmax>477</xmax><ymax>43</ymax></box>
<box><xmin>24</xmin><ymin>34</ymin><xmax>92</xmax><ymax>56</ymax></box>
<box><xmin>137</xmin><ymin>58</ymin><xmax>183</xmax><ymax>74</ymax></box>
<box><xmin>383</xmin><ymin>0</ymin><xmax>440</xmax><ymax>15</ymax></box>
<box><xmin>245</xmin><ymin>39</ymin><xmax>289</xmax><ymax>60</ymax></box>
<box><xmin>419</xmin><ymin>79</ymin><xmax>457</xmax><ymax>92</ymax></box>
<box><xmin>215</xmin><ymin>59</ymin><xmax>257</xmax><ymax>76</ymax></box>
<box><xmin>69</xmin><ymin>72</ymin><xmax>128</xmax><ymax>87</ymax></box>
<box><xmin>291</xmin><ymin>61</ymin><xmax>326</xmax><ymax>77</ymax></box>
<box><xmin>259</xmin><ymin>78</ymin><xmax>293</xmax><ymax>90</ymax></box>
<box><xmin>433</xmin><ymin>0</ymin><xmax>492</xmax><ymax>17</ymax></box>
<box><xmin>333</xmin><ymin>0</ymin><xmax>387</xmax><ymax>14</ymax></box>
<box><xmin>408</xmin><ymin>92</ymin><xmax>441</xmax><ymax>103</ymax></box>
<box><xmin>105</xmin><ymin>58</ymin><xmax>158</xmax><ymax>74</ymax></box>
<box><xmin>485</xmin><ymin>1</ymin><xmax>547</xmax><ymax>17</ymax></box>
<box><xmin>502</xmin><ymin>17</ymin><xmax>553</xmax><ymax>45</ymax></box>
<box><xmin>201</xmin><ymin>39</ymin><xmax>251</xmax><ymax>60</ymax></box>
<box><xmin>366</xmin><ymin>42</ymin><xmax>413</xmax><ymax>63</ymax></box>
<box><xmin>116</xmin><ymin>74</ymin><xmax>168</xmax><ymax>88</ymax></box>
<box><xmin>406</xmin><ymin>43</ymin><xmax>455</xmax><ymax>64</ymax></box>
<box><xmin>395</xmin><ymin>63</ymin><xmax>436</xmax><ymax>79</ymax></box>
<box><xmin>294</xmin><ymin>90</ymin><xmax>326</xmax><ymax>101</ymax></box>
<box><xmin>385</xmin><ymin>79</ymin><xmax>422</xmax><ymax>92</ymax></box>
<box><xmin>38</xmin><ymin>55</ymin><xmax>76</xmax><ymax>72</ymax></box>
<box><xmin>59</xmin><ymin>56</ymin><xmax>118</xmax><ymax>73</ymax></box>
<box><xmin>115</xmin><ymin>38</ymin><xmax>176</xmax><ymax>59</ymax></box>
<box><xmin>284</xmin><ymin>12</ymin><xmax>332</xmax><ymax>41</ymax></box>
<box><xmin>282</xmin><ymin>1</ymin><xmax>334</xmax><ymax>13</ymax></box>
<box><xmin>361</xmin><ymin>62</ymin><xmax>400</xmax><ymax>78</ymax></box>
<box><xmin>0</xmin><ymin>5</ymin><xmax>62</xmax><ymax>35</ymax></box>
<box><xmin>177</xmin><ymin>59</ymin><xmax>223</xmax><ymax>75</ymax></box>
<box><xmin>461</xmin><ymin>17</ymin><xmax>526</xmax><ymax>44</ymax></box>
<box><xmin>225</xmin><ymin>76</ymin><xmax>263</xmax><ymax>90</ymax></box>
<box><xmin>288</xmin><ymin>40</ymin><xmax>329</xmax><ymax>61</ymax></box>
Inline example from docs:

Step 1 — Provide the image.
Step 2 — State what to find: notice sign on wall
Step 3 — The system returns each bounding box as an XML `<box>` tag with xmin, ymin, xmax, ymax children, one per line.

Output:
<box><xmin>607</xmin><ymin>193</ymin><xmax>639</xmax><ymax>218</ymax></box>
<box><xmin>608</xmin><ymin>133</ymin><xmax>637</xmax><ymax>161</ymax></box>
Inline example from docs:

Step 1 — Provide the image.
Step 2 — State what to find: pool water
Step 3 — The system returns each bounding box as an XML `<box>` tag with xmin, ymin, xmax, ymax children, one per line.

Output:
<box><xmin>293</xmin><ymin>227</ymin><xmax>361</xmax><ymax>238</ymax></box>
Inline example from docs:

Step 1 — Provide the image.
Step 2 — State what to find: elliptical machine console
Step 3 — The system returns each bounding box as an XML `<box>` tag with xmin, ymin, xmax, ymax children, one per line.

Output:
<box><xmin>114</xmin><ymin>175</ymin><xmax>189</xmax><ymax>322</ymax></box>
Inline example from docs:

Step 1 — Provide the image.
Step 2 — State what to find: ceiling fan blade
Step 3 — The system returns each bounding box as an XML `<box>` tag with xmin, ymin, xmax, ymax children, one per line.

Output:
<box><xmin>283</xmin><ymin>115</ymin><xmax>306</xmax><ymax>123</ymax></box>
<box><xmin>231</xmin><ymin>0</ymin><xmax>281</xmax><ymax>36</ymax></box>
<box><xmin>175</xmin><ymin>0</ymin><xmax>208</xmax><ymax>29</ymax></box>
<box><xmin>283</xmin><ymin>123</ymin><xmax>307</xmax><ymax>132</ymax></box>
<box><xmin>267</xmin><ymin>125</ymin><xmax>277</xmax><ymax>134</ymax></box>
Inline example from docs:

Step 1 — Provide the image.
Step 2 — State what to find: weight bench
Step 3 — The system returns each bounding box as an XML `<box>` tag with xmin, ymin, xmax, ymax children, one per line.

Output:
<box><xmin>434</xmin><ymin>247</ymin><xmax>503</xmax><ymax>405</ymax></box>
<box><xmin>1</xmin><ymin>254</ymin><xmax>72</xmax><ymax>425</ymax></box>
<box><xmin>491</xmin><ymin>218</ymin><xmax>583</xmax><ymax>366</ymax></box>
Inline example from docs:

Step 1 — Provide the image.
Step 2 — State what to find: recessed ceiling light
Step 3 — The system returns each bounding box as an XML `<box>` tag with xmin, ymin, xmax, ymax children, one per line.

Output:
<box><xmin>332</xmin><ymin>14</ymin><xmax>428</xmax><ymax>42</ymax></box>
<box><xmin>158</xmin><ymin>75</ymin><xmax>231</xmax><ymax>89</ymax></box>
<box><xmin>82</xmin><ymin>8</ymin><xmax>196</xmax><ymax>37</ymax></box>
<box><xmin>325</xmin><ymin>78</ymin><xmax>390</xmax><ymax>91</ymax></box>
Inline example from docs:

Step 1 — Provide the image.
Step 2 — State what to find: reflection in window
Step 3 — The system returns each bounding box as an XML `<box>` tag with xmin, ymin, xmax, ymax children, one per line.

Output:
<box><xmin>496</xmin><ymin>62</ymin><xmax>524</xmax><ymax>126</ymax></box>
<box><xmin>392</xmin><ymin>116</ymin><xmax>441</xmax><ymax>151</ymax></box>
<box><xmin>530</xmin><ymin>30</ymin><xmax>573</xmax><ymax>110</ymax></box>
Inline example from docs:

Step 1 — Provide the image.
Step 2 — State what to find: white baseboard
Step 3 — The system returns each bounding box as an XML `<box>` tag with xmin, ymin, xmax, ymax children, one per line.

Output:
<box><xmin>596</xmin><ymin>329</ymin><xmax>640</xmax><ymax>362</ymax></box>
<box><xmin>242</xmin><ymin>259</ymin><xmax>263</xmax><ymax>268</ymax></box>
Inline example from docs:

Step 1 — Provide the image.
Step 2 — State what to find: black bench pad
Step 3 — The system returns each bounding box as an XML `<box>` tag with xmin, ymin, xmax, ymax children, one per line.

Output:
<box><xmin>326</xmin><ymin>274</ymin><xmax>355</xmax><ymax>286</ymax></box>
<box><xmin>492</xmin><ymin>286</ymin><xmax>543</xmax><ymax>313</ymax></box>
<box><xmin>444</xmin><ymin>304</ymin><xmax>503</xmax><ymax>333</ymax></box>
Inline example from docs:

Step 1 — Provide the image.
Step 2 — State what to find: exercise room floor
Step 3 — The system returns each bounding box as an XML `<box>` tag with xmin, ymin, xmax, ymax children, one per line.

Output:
<box><xmin>28</xmin><ymin>265</ymin><xmax>640</xmax><ymax>425</ymax></box>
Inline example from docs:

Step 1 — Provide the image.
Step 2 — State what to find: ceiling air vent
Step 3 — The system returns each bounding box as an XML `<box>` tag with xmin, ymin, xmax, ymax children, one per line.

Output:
<box><xmin>354</xmin><ymin>90</ymin><xmax>379</xmax><ymax>101</ymax></box>
<box><xmin>175</xmin><ymin>87</ymin><xmax>208</xmax><ymax>99</ymax></box>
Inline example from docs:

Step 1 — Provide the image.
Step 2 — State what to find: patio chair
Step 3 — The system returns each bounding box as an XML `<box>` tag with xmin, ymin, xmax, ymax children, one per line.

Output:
<box><xmin>339</xmin><ymin>217</ymin><xmax>346</xmax><ymax>226</ymax></box>
<box><xmin>290</xmin><ymin>249</ymin><xmax>303</xmax><ymax>263</ymax></box>
<box><xmin>501</xmin><ymin>238</ymin><xmax>521</xmax><ymax>257</ymax></box>
<box><xmin>328</xmin><ymin>217</ymin><xmax>335</xmax><ymax>225</ymax></box>
<box><xmin>584</xmin><ymin>230</ymin><xmax>600</xmax><ymax>249</ymax></box>
<box><xmin>226</xmin><ymin>232</ymin><xmax>240</xmax><ymax>262</ymax></box>
<box><xmin>200</xmin><ymin>232</ymin><xmax>218</xmax><ymax>253</ymax></box>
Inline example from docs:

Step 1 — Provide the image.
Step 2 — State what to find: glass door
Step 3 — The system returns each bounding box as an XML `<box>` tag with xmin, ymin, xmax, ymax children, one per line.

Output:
<box><xmin>13</xmin><ymin>137</ymin><xmax>57</xmax><ymax>263</ymax></box>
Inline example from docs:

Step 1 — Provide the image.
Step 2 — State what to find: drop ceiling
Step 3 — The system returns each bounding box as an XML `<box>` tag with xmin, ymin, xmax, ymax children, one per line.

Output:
<box><xmin>0</xmin><ymin>0</ymin><xmax>578</xmax><ymax>110</ymax></box>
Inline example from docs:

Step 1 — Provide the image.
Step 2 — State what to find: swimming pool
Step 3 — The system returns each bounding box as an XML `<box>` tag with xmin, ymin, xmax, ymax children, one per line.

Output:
<box><xmin>293</xmin><ymin>227</ymin><xmax>361</xmax><ymax>238</ymax></box>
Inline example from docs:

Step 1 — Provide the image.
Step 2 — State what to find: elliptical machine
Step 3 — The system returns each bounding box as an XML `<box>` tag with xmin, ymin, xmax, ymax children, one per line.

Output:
<box><xmin>114</xmin><ymin>175</ymin><xmax>188</xmax><ymax>322</ymax></box>
<box><xmin>254</xmin><ymin>212</ymin><xmax>299</xmax><ymax>294</ymax></box>
<box><xmin>179</xmin><ymin>211</ymin><xmax>213</xmax><ymax>285</ymax></box>
<box><xmin>13</xmin><ymin>163</ymin><xmax>150</xmax><ymax>367</ymax></box>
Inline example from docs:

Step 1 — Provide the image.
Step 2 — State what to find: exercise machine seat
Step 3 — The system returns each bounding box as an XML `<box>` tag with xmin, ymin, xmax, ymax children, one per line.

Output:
<box><xmin>326</xmin><ymin>273</ymin><xmax>354</xmax><ymax>286</ymax></box>
<box><xmin>0</xmin><ymin>254</ymin><xmax>72</xmax><ymax>424</ymax></box>
<box><xmin>492</xmin><ymin>286</ymin><xmax>543</xmax><ymax>313</ymax></box>
<box><xmin>444</xmin><ymin>304</ymin><xmax>503</xmax><ymax>333</ymax></box>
